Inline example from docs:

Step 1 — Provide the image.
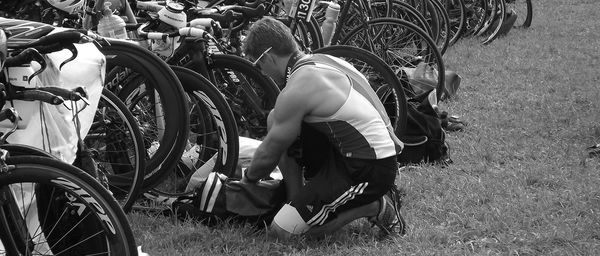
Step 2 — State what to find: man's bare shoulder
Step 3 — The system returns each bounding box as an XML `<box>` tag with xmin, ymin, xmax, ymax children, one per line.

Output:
<box><xmin>287</xmin><ymin>65</ymin><xmax>346</xmax><ymax>90</ymax></box>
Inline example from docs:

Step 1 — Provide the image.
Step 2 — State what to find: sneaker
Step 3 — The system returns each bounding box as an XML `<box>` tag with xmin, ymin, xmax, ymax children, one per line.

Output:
<box><xmin>369</xmin><ymin>187</ymin><xmax>407</xmax><ymax>237</ymax></box>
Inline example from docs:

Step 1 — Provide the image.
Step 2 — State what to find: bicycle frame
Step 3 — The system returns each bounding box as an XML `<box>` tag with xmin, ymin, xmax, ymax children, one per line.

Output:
<box><xmin>165</xmin><ymin>36</ymin><xmax>271</xmax><ymax>127</ymax></box>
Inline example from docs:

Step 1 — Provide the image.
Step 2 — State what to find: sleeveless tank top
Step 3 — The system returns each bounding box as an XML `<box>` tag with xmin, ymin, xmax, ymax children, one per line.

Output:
<box><xmin>289</xmin><ymin>54</ymin><xmax>403</xmax><ymax>159</ymax></box>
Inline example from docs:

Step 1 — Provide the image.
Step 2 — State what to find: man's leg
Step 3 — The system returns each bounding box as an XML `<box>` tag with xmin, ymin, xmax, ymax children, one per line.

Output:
<box><xmin>269</xmin><ymin>200</ymin><xmax>380</xmax><ymax>239</ymax></box>
<box><xmin>305</xmin><ymin>200</ymin><xmax>379</xmax><ymax>237</ymax></box>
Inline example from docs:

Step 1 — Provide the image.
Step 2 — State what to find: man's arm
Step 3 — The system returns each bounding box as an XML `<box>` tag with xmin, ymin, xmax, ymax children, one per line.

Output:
<box><xmin>244</xmin><ymin>83</ymin><xmax>310</xmax><ymax>182</ymax></box>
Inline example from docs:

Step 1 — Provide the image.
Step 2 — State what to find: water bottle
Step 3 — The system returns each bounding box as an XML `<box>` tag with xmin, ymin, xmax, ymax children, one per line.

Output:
<box><xmin>82</xmin><ymin>0</ymin><xmax>95</xmax><ymax>30</ymax></box>
<box><xmin>97</xmin><ymin>2</ymin><xmax>128</xmax><ymax>39</ymax></box>
<box><xmin>157</xmin><ymin>2</ymin><xmax>187</xmax><ymax>29</ymax></box>
<box><xmin>321</xmin><ymin>3</ymin><xmax>340</xmax><ymax>46</ymax></box>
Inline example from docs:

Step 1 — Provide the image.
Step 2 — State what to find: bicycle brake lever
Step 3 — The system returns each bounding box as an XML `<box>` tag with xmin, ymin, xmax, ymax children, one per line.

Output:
<box><xmin>59</xmin><ymin>44</ymin><xmax>78</xmax><ymax>70</ymax></box>
<box><xmin>28</xmin><ymin>50</ymin><xmax>47</xmax><ymax>84</ymax></box>
<box><xmin>74</xmin><ymin>86</ymin><xmax>89</xmax><ymax>99</ymax></box>
<box><xmin>79</xmin><ymin>34</ymin><xmax>95</xmax><ymax>44</ymax></box>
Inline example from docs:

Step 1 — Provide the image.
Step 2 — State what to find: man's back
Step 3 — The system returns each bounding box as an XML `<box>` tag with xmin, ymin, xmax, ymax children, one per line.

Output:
<box><xmin>282</xmin><ymin>54</ymin><xmax>402</xmax><ymax>159</ymax></box>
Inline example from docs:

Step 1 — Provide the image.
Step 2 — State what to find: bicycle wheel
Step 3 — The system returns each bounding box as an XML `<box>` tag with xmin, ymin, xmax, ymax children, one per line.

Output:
<box><xmin>314</xmin><ymin>45</ymin><xmax>408</xmax><ymax>137</ymax></box>
<box><xmin>440</xmin><ymin>0</ymin><xmax>467</xmax><ymax>45</ymax></box>
<box><xmin>149</xmin><ymin>65</ymin><xmax>240</xmax><ymax>196</ymax></box>
<box><xmin>279</xmin><ymin>16</ymin><xmax>324</xmax><ymax>51</ymax></box>
<box><xmin>430</xmin><ymin>0</ymin><xmax>451</xmax><ymax>54</ymax></box>
<box><xmin>476</xmin><ymin>0</ymin><xmax>499</xmax><ymax>36</ymax></box>
<box><xmin>85</xmin><ymin>88</ymin><xmax>145</xmax><ymax>213</ymax></box>
<box><xmin>479</xmin><ymin>0</ymin><xmax>506</xmax><ymax>44</ymax></box>
<box><xmin>370</xmin><ymin>0</ymin><xmax>434</xmax><ymax>40</ymax></box>
<box><xmin>462</xmin><ymin>0</ymin><xmax>488</xmax><ymax>37</ymax></box>
<box><xmin>339</xmin><ymin>17</ymin><xmax>446</xmax><ymax>101</ymax></box>
<box><xmin>0</xmin><ymin>155</ymin><xmax>137</xmax><ymax>255</ymax></box>
<box><xmin>299</xmin><ymin>16</ymin><xmax>325</xmax><ymax>50</ymax></box>
<box><xmin>407</xmin><ymin>0</ymin><xmax>448</xmax><ymax>54</ymax></box>
<box><xmin>100</xmin><ymin>40</ymin><xmax>190</xmax><ymax>189</ymax></box>
<box><xmin>505</xmin><ymin>0</ymin><xmax>532</xmax><ymax>28</ymax></box>
<box><xmin>203</xmin><ymin>54</ymin><xmax>280</xmax><ymax>140</ymax></box>
<box><xmin>333</xmin><ymin>0</ymin><xmax>378</xmax><ymax>43</ymax></box>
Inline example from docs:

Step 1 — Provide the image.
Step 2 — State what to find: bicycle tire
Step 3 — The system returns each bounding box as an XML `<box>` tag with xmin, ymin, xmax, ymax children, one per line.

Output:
<box><xmin>480</xmin><ymin>0</ymin><xmax>506</xmax><ymax>44</ymax></box>
<box><xmin>284</xmin><ymin>16</ymin><xmax>324</xmax><ymax>51</ymax></box>
<box><xmin>329</xmin><ymin>0</ymin><xmax>379</xmax><ymax>43</ymax></box>
<box><xmin>430</xmin><ymin>0</ymin><xmax>451</xmax><ymax>54</ymax></box>
<box><xmin>99</xmin><ymin>40</ymin><xmax>190</xmax><ymax>189</ymax></box>
<box><xmin>476</xmin><ymin>0</ymin><xmax>499</xmax><ymax>36</ymax></box>
<box><xmin>314</xmin><ymin>45</ymin><xmax>408</xmax><ymax>137</ymax></box>
<box><xmin>0</xmin><ymin>155</ymin><xmax>137</xmax><ymax>255</ymax></box>
<box><xmin>339</xmin><ymin>17</ymin><xmax>446</xmax><ymax>101</ymax></box>
<box><xmin>462</xmin><ymin>0</ymin><xmax>488</xmax><ymax>37</ymax></box>
<box><xmin>370</xmin><ymin>0</ymin><xmax>434</xmax><ymax>40</ymax></box>
<box><xmin>149</xmin><ymin>65</ymin><xmax>240</xmax><ymax>196</ymax></box>
<box><xmin>440</xmin><ymin>0</ymin><xmax>467</xmax><ymax>45</ymax></box>
<box><xmin>203</xmin><ymin>54</ymin><xmax>280</xmax><ymax>139</ymax></box>
<box><xmin>85</xmin><ymin>88</ymin><xmax>145</xmax><ymax>213</ymax></box>
<box><xmin>406</xmin><ymin>0</ymin><xmax>446</xmax><ymax>53</ymax></box>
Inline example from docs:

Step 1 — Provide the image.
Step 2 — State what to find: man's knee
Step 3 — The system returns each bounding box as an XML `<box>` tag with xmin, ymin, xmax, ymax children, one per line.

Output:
<box><xmin>271</xmin><ymin>204</ymin><xmax>310</xmax><ymax>239</ymax></box>
<box><xmin>270</xmin><ymin>220</ymin><xmax>294</xmax><ymax>240</ymax></box>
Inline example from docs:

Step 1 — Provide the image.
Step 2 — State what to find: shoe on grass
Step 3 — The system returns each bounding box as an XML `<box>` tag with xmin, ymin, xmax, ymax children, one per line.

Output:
<box><xmin>368</xmin><ymin>188</ymin><xmax>407</xmax><ymax>237</ymax></box>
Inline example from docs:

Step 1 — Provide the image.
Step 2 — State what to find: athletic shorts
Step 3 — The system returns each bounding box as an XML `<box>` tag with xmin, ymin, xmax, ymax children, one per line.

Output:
<box><xmin>273</xmin><ymin>145</ymin><xmax>398</xmax><ymax>234</ymax></box>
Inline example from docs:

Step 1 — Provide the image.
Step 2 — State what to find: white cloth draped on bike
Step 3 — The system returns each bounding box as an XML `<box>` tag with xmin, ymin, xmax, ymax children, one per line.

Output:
<box><xmin>0</xmin><ymin>33</ymin><xmax>105</xmax><ymax>164</ymax></box>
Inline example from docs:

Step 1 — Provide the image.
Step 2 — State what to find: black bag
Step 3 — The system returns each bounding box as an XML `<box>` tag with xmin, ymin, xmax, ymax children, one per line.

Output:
<box><xmin>397</xmin><ymin>89</ymin><xmax>451</xmax><ymax>165</ymax></box>
<box><xmin>172</xmin><ymin>173</ymin><xmax>287</xmax><ymax>227</ymax></box>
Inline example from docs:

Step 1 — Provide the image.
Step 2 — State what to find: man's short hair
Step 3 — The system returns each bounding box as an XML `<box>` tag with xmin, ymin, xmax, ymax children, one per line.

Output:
<box><xmin>243</xmin><ymin>17</ymin><xmax>299</xmax><ymax>60</ymax></box>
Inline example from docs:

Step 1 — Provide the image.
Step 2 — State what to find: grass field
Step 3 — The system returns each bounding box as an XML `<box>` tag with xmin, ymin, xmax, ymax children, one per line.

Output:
<box><xmin>129</xmin><ymin>0</ymin><xmax>600</xmax><ymax>255</ymax></box>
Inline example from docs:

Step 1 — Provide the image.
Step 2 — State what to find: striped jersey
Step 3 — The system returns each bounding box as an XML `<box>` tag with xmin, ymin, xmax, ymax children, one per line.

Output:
<box><xmin>289</xmin><ymin>54</ymin><xmax>403</xmax><ymax>159</ymax></box>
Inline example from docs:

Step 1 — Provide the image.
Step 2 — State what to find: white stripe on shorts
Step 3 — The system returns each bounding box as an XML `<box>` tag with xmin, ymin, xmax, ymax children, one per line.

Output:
<box><xmin>307</xmin><ymin>182</ymin><xmax>368</xmax><ymax>226</ymax></box>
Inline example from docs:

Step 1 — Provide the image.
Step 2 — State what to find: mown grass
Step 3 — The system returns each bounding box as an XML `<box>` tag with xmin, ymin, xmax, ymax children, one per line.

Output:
<box><xmin>129</xmin><ymin>0</ymin><xmax>600</xmax><ymax>255</ymax></box>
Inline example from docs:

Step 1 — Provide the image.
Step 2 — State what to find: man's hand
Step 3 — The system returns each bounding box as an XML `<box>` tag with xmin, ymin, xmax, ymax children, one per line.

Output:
<box><xmin>241</xmin><ymin>168</ymin><xmax>260</xmax><ymax>184</ymax></box>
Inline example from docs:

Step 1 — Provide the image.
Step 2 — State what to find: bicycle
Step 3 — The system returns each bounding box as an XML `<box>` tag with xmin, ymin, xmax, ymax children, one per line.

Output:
<box><xmin>0</xmin><ymin>28</ymin><xmax>137</xmax><ymax>255</ymax></box>
<box><xmin>0</xmin><ymin>22</ymin><xmax>148</xmax><ymax>213</ymax></box>
<box><xmin>137</xmin><ymin>1</ymin><xmax>412</xmax><ymax>134</ymax></box>
<box><xmin>134</xmin><ymin>8</ymin><xmax>280</xmax><ymax>141</ymax></box>
<box><xmin>0</xmin><ymin>16</ymin><xmax>193</xmax><ymax>201</ymax></box>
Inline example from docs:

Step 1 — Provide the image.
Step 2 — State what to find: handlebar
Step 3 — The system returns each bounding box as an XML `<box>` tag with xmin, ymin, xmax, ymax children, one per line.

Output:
<box><xmin>216</xmin><ymin>3</ymin><xmax>267</xmax><ymax>18</ymax></box>
<box><xmin>4</xmin><ymin>48</ymin><xmax>45</xmax><ymax>68</ymax></box>
<box><xmin>3</xmin><ymin>86</ymin><xmax>89</xmax><ymax>106</ymax></box>
<box><xmin>7</xmin><ymin>30</ymin><xmax>91</xmax><ymax>51</ymax></box>
<box><xmin>136</xmin><ymin>23</ymin><xmax>210</xmax><ymax>40</ymax></box>
<box><xmin>187</xmin><ymin>8</ymin><xmax>243</xmax><ymax>25</ymax></box>
<box><xmin>10</xmin><ymin>90</ymin><xmax>64</xmax><ymax>105</ymax></box>
<box><xmin>187</xmin><ymin>3</ymin><xmax>266</xmax><ymax>23</ymax></box>
<box><xmin>33</xmin><ymin>86</ymin><xmax>88</xmax><ymax>102</ymax></box>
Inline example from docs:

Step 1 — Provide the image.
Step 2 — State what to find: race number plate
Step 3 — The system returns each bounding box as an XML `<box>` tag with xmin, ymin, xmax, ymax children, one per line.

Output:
<box><xmin>288</xmin><ymin>0</ymin><xmax>318</xmax><ymax>22</ymax></box>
